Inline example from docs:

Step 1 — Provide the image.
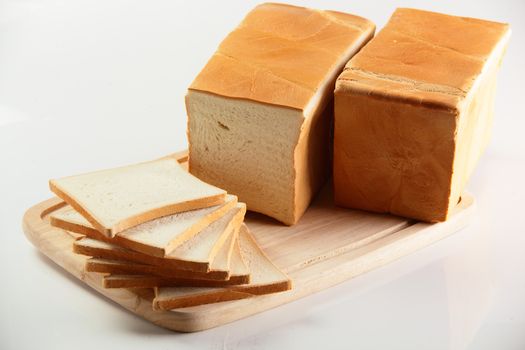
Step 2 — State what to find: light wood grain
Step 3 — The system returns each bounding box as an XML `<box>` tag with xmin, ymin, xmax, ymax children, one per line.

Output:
<box><xmin>22</xmin><ymin>154</ymin><xmax>475</xmax><ymax>332</ymax></box>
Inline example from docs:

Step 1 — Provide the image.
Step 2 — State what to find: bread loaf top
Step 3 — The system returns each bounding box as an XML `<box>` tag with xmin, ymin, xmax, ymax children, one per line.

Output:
<box><xmin>189</xmin><ymin>3</ymin><xmax>374</xmax><ymax>113</ymax></box>
<box><xmin>336</xmin><ymin>8</ymin><xmax>510</xmax><ymax>110</ymax></box>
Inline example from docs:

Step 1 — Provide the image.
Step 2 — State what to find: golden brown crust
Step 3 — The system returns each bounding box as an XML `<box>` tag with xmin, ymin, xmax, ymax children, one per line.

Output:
<box><xmin>85</xmin><ymin>258</ymin><xmax>229</xmax><ymax>281</ymax></box>
<box><xmin>190</xmin><ymin>2</ymin><xmax>375</xmax><ymax>111</ymax></box>
<box><xmin>336</xmin><ymin>8</ymin><xmax>510</xmax><ymax>109</ymax></box>
<box><xmin>103</xmin><ymin>274</ymin><xmax>250</xmax><ymax>289</ymax></box>
<box><xmin>153</xmin><ymin>290</ymin><xmax>253</xmax><ymax>310</ymax></box>
<box><xmin>334</xmin><ymin>8</ymin><xmax>510</xmax><ymax>222</ymax></box>
<box><xmin>334</xmin><ymin>94</ymin><xmax>458</xmax><ymax>222</ymax></box>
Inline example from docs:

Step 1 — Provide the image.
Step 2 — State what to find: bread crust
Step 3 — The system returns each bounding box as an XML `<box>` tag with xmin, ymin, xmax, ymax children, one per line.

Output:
<box><xmin>153</xmin><ymin>225</ymin><xmax>291</xmax><ymax>310</ymax></box>
<box><xmin>49</xmin><ymin>157</ymin><xmax>227</xmax><ymax>237</ymax></box>
<box><xmin>85</xmin><ymin>258</ymin><xmax>229</xmax><ymax>281</ymax></box>
<box><xmin>103</xmin><ymin>274</ymin><xmax>250</xmax><ymax>289</ymax></box>
<box><xmin>52</xmin><ymin>201</ymin><xmax>243</xmax><ymax>269</ymax></box>
<box><xmin>334</xmin><ymin>8</ymin><xmax>510</xmax><ymax>222</ymax></box>
<box><xmin>189</xmin><ymin>3</ymin><xmax>374</xmax><ymax>112</ymax></box>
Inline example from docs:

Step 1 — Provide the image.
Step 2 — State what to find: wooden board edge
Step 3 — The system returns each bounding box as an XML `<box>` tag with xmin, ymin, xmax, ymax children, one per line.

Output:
<box><xmin>21</xmin><ymin>197</ymin><xmax>196</xmax><ymax>332</ymax></box>
<box><xmin>22</xmin><ymin>193</ymin><xmax>475</xmax><ymax>332</ymax></box>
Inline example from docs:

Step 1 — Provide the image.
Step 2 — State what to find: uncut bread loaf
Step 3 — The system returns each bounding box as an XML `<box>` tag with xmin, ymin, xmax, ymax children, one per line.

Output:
<box><xmin>187</xmin><ymin>3</ymin><xmax>375</xmax><ymax>225</ymax></box>
<box><xmin>334</xmin><ymin>8</ymin><xmax>510</xmax><ymax>222</ymax></box>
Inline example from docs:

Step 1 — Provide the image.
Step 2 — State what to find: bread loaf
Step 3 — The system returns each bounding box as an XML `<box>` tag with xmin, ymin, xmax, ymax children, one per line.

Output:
<box><xmin>68</xmin><ymin>203</ymin><xmax>246</xmax><ymax>272</ymax></box>
<box><xmin>334</xmin><ymin>8</ymin><xmax>510</xmax><ymax>222</ymax></box>
<box><xmin>187</xmin><ymin>3</ymin><xmax>375</xmax><ymax>225</ymax></box>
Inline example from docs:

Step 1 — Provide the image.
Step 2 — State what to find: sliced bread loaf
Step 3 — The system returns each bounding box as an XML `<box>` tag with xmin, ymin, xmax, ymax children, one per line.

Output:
<box><xmin>187</xmin><ymin>3</ymin><xmax>375</xmax><ymax>225</ymax></box>
<box><xmin>153</xmin><ymin>224</ymin><xmax>291</xmax><ymax>310</ymax></box>
<box><xmin>52</xmin><ymin>195</ymin><xmax>238</xmax><ymax>256</ymax></box>
<box><xmin>84</xmin><ymin>225</ymin><xmax>240</xmax><ymax>280</ymax></box>
<box><xmin>73</xmin><ymin>237</ymin><xmax>206</xmax><ymax>272</ymax></box>
<box><xmin>49</xmin><ymin>157</ymin><xmax>226</xmax><ymax>236</ymax></box>
<box><xmin>101</xmin><ymin>231</ymin><xmax>250</xmax><ymax>288</ymax></box>
<box><xmin>71</xmin><ymin>204</ymin><xmax>245</xmax><ymax>272</ymax></box>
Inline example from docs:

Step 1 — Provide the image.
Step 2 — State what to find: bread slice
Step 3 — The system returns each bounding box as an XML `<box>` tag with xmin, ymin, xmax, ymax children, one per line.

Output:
<box><xmin>227</xmin><ymin>229</ymin><xmax>250</xmax><ymax>280</ymax></box>
<box><xmin>73</xmin><ymin>237</ymin><xmax>207</xmax><ymax>272</ymax></box>
<box><xmin>49</xmin><ymin>157</ymin><xmax>226</xmax><ymax>237</ymax></box>
<box><xmin>84</xmin><ymin>257</ymin><xmax>227</xmax><ymax>280</ymax></box>
<box><xmin>52</xmin><ymin>195</ymin><xmax>238</xmax><ymax>257</ymax></box>
<box><xmin>208</xmin><ymin>219</ymin><xmax>237</xmax><ymax>272</ymax></box>
<box><xmin>153</xmin><ymin>224</ymin><xmax>291</xmax><ymax>310</ymax></box>
<box><xmin>71</xmin><ymin>204</ymin><xmax>245</xmax><ymax>272</ymax></box>
<box><xmin>187</xmin><ymin>3</ymin><xmax>375</xmax><ymax>225</ymax></box>
<box><xmin>84</xmin><ymin>226</ymin><xmax>239</xmax><ymax>279</ymax></box>
<box><xmin>102</xmin><ymin>231</ymin><xmax>250</xmax><ymax>288</ymax></box>
<box><xmin>167</xmin><ymin>203</ymin><xmax>245</xmax><ymax>266</ymax></box>
<box><xmin>103</xmin><ymin>274</ymin><xmax>249</xmax><ymax>289</ymax></box>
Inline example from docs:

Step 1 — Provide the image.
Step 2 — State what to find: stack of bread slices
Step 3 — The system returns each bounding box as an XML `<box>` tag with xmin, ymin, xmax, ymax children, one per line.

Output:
<box><xmin>48</xmin><ymin>155</ymin><xmax>291</xmax><ymax>310</ymax></box>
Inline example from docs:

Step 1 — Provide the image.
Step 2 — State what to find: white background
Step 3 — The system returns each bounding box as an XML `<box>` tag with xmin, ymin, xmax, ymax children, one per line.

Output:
<box><xmin>1</xmin><ymin>1</ymin><xmax>524</xmax><ymax>349</ymax></box>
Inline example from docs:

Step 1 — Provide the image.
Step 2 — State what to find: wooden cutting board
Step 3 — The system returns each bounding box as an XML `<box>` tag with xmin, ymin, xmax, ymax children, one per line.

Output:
<box><xmin>22</xmin><ymin>154</ymin><xmax>475</xmax><ymax>332</ymax></box>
